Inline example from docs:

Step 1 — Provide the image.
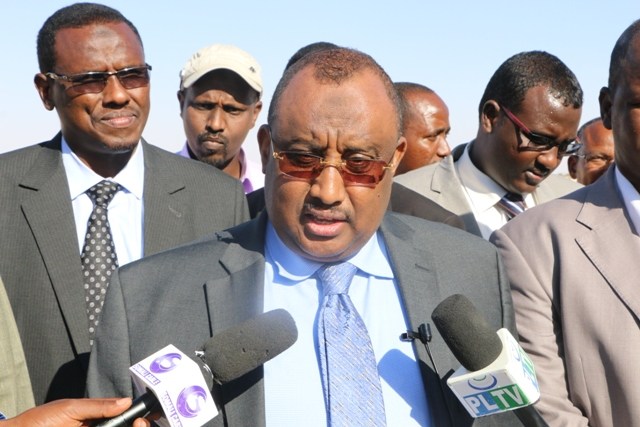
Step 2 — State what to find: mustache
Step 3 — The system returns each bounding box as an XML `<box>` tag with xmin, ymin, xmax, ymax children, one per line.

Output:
<box><xmin>303</xmin><ymin>203</ymin><xmax>351</xmax><ymax>221</ymax></box>
<box><xmin>197</xmin><ymin>132</ymin><xmax>228</xmax><ymax>145</ymax></box>
<box><xmin>530</xmin><ymin>164</ymin><xmax>551</xmax><ymax>177</ymax></box>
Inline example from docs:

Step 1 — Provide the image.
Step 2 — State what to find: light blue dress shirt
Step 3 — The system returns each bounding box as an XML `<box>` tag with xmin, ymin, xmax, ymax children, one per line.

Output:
<box><xmin>263</xmin><ymin>221</ymin><xmax>431</xmax><ymax>426</ymax></box>
<box><xmin>62</xmin><ymin>138</ymin><xmax>144</xmax><ymax>267</ymax></box>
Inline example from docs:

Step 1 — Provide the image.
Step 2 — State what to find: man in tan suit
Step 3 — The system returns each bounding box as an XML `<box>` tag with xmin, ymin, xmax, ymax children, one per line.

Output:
<box><xmin>0</xmin><ymin>277</ymin><xmax>33</xmax><ymax>419</ymax></box>
<box><xmin>491</xmin><ymin>19</ymin><xmax>640</xmax><ymax>426</ymax></box>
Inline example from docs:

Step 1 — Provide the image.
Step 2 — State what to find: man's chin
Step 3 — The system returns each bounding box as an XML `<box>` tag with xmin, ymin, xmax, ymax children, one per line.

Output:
<box><xmin>195</xmin><ymin>153</ymin><xmax>227</xmax><ymax>169</ymax></box>
<box><xmin>103</xmin><ymin>140</ymin><xmax>139</xmax><ymax>154</ymax></box>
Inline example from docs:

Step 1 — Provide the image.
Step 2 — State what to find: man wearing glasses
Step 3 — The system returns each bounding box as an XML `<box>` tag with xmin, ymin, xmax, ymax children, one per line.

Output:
<box><xmin>0</xmin><ymin>3</ymin><xmax>248</xmax><ymax>405</ymax></box>
<box><xmin>567</xmin><ymin>118</ymin><xmax>615</xmax><ymax>185</ymax></box>
<box><xmin>88</xmin><ymin>47</ymin><xmax>524</xmax><ymax>426</ymax></box>
<box><xmin>396</xmin><ymin>51</ymin><xmax>583</xmax><ymax>239</ymax></box>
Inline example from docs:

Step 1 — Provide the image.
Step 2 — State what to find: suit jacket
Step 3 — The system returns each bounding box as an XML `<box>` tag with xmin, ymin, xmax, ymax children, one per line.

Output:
<box><xmin>395</xmin><ymin>144</ymin><xmax>581</xmax><ymax>237</ymax></box>
<box><xmin>0</xmin><ymin>277</ymin><xmax>34</xmax><ymax>418</ymax></box>
<box><xmin>0</xmin><ymin>134</ymin><xmax>249</xmax><ymax>404</ymax></box>
<box><xmin>491</xmin><ymin>166</ymin><xmax>640</xmax><ymax>426</ymax></box>
<box><xmin>87</xmin><ymin>211</ymin><xmax>523</xmax><ymax>426</ymax></box>
<box><xmin>247</xmin><ymin>182</ymin><xmax>465</xmax><ymax>230</ymax></box>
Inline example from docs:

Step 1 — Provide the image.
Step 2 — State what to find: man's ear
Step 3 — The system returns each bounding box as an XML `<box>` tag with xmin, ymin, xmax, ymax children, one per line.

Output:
<box><xmin>599</xmin><ymin>86</ymin><xmax>613</xmax><ymax>130</ymax></box>
<box><xmin>257</xmin><ymin>124</ymin><xmax>272</xmax><ymax>174</ymax></box>
<box><xmin>480</xmin><ymin>100</ymin><xmax>501</xmax><ymax>133</ymax></box>
<box><xmin>177</xmin><ymin>90</ymin><xmax>185</xmax><ymax>118</ymax></box>
<box><xmin>567</xmin><ymin>155</ymin><xmax>579</xmax><ymax>180</ymax></box>
<box><xmin>251</xmin><ymin>101</ymin><xmax>263</xmax><ymax>127</ymax></box>
<box><xmin>389</xmin><ymin>136</ymin><xmax>407</xmax><ymax>176</ymax></box>
<box><xmin>34</xmin><ymin>73</ymin><xmax>55</xmax><ymax>111</ymax></box>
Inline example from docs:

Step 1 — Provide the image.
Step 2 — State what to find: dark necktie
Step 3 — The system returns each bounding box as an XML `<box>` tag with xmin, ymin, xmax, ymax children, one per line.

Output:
<box><xmin>497</xmin><ymin>192</ymin><xmax>527</xmax><ymax>220</ymax></box>
<box><xmin>81</xmin><ymin>180</ymin><xmax>121</xmax><ymax>344</ymax></box>
<box><xmin>316</xmin><ymin>262</ymin><xmax>386</xmax><ymax>426</ymax></box>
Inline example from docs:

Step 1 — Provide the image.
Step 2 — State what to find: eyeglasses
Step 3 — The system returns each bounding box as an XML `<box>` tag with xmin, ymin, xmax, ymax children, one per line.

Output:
<box><xmin>501</xmin><ymin>105</ymin><xmax>580</xmax><ymax>157</ymax></box>
<box><xmin>270</xmin><ymin>139</ymin><xmax>394</xmax><ymax>187</ymax></box>
<box><xmin>46</xmin><ymin>64</ymin><xmax>152</xmax><ymax>97</ymax></box>
<box><xmin>574</xmin><ymin>150</ymin><xmax>614</xmax><ymax>167</ymax></box>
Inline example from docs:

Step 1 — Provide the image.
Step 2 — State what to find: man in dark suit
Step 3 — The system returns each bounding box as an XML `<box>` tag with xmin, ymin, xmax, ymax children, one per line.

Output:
<box><xmin>0</xmin><ymin>3</ymin><xmax>248</xmax><ymax>405</ymax></box>
<box><xmin>88</xmin><ymin>47</ymin><xmax>521</xmax><ymax>426</ymax></box>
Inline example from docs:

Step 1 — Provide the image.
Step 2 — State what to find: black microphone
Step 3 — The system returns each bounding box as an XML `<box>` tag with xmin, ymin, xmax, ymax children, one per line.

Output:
<box><xmin>94</xmin><ymin>309</ymin><xmax>298</xmax><ymax>427</ymax></box>
<box><xmin>431</xmin><ymin>294</ymin><xmax>548</xmax><ymax>427</ymax></box>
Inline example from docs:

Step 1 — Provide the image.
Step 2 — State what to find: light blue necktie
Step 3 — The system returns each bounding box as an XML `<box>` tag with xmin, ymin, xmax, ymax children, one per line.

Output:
<box><xmin>316</xmin><ymin>262</ymin><xmax>386</xmax><ymax>426</ymax></box>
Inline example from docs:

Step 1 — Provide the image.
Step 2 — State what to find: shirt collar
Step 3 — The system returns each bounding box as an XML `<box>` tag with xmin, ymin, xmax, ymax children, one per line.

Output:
<box><xmin>265</xmin><ymin>220</ymin><xmax>394</xmax><ymax>283</ymax></box>
<box><xmin>456</xmin><ymin>142</ymin><xmax>535</xmax><ymax>211</ymax></box>
<box><xmin>61</xmin><ymin>136</ymin><xmax>144</xmax><ymax>201</ymax></box>
<box><xmin>615</xmin><ymin>166</ymin><xmax>640</xmax><ymax>234</ymax></box>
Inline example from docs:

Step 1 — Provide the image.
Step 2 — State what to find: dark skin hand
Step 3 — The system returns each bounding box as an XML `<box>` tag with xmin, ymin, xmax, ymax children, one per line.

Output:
<box><xmin>2</xmin><ymin>398</ymin><xmax>151</xmax><ymax>427</ymax></box>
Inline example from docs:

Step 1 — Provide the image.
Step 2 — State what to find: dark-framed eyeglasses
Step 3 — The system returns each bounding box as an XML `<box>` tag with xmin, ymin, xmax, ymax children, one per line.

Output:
<box><xmin>45</xmin><ymin>64</ymin><xmax>152</xmax><ymax>97</ymax></box>
<box><xmin>501</xmin><ymin>105</ymin><xmax>580</xmax><ymax>157</ymax></box>
<box><xmin>270</xmin><ymin>136</ymin><xmax>394</xmax><ymax>187</ymax></box>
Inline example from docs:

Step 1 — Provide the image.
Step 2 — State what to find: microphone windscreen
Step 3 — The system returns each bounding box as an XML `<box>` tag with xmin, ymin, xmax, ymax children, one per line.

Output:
<box><xmin>201</xmin><ymin>309</ymin><xmax>298</xmax><ymax>384</ymax></box>
<box><xmin>431</xmin><ymin>294</ymin><xmax>502</xmax><ymax>371</ymax></box>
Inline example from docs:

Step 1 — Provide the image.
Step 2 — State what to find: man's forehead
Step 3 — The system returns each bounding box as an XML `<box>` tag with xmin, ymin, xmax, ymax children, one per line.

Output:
<box><xmin>280</xmin><ymin>66</ymin><xmax>392</xmax><ymax>110</ymax></box>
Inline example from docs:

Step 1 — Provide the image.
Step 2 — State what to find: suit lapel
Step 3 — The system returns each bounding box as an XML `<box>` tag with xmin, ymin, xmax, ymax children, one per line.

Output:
<box><xmin>19</xmin><ymin>136</ymin><xmax>90</xmax><ymax>355</ymax></box>
<box><xmin>431</xmin><ymin>144</ymin><xmax>482</xmax><ymax>236</ymax></box>
<box><xmin>379</xmin><ymin>214</ymin><xmax>462</xmax><ymax>426</ymax></box>
<box><xmin>205</xmin><ymin>216</ymin><xmax>268</xmax><ymax>426</ymax></box>
<box><xmin>141</xmin><ymin>141</ymin><xmax>189</xmax><ymax>256</ymax></box>
<box><xmin>576</xmin><ymin>169</ymin><xmax>640</xmax><ymax>320</ymax></box>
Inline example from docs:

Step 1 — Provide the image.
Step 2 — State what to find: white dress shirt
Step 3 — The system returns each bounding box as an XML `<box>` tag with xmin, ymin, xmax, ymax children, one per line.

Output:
<box><xmin>456</xmin><ymin>145</ymin><xmax>536</xmax><ymax>239</ymax></box>
<box><xmin>263</xmin><ymin>221</ymin><xmax>431</xmax><ymax>426</ymax></box>
<box><xmin>62</xmin><ymin>138</ymin><xmax>144</xmax><ymax>267</ymax></box>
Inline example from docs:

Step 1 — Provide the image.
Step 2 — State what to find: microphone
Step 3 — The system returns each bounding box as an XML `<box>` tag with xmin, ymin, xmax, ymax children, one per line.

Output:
<box><xmin>94</xmin><ymin>309</ymin><xmax>298</xmax><ymax>427</ymax></box>
<box><xmin>431</xmin><ymin>294</ymin><xmax>546</xmax><ymax>426</ymax></box>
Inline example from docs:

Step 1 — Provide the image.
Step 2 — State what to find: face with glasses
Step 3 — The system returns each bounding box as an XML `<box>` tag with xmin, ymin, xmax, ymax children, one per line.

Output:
<box><xmin>475</xmin><ymin>85</ymin><xmax>581</xmax><ymax>194</ymax></box>
<box><xmin>258</xmin><ymin>66</ymin><xmax>406</xmax><ymax>262</ymax></box>
<box><xmin>568</xmin><ymin>120</ymin><xmax>615</xmax><ymax>185</ymax></box>
<box><xmin>34</xmin><ymin>22</ymin><xmax>150</xmax><ymax>175</ymax></box>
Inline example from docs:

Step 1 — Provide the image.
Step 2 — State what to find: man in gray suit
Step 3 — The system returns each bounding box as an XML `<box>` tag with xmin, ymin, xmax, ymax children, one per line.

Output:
<box><xmin>395</xmin><ymin>51</ymin><xmax>583</xmax><ymax>239</ymax></box>
<box><xmin>491</xmin><ymin>20</ymin><xmax>640</xmax><ymax>426</ymax></box>
<box><xmin>0</xmin><ymin>3</ymin><xmax>248</xmax><ymax>405</ymax></box>
<box><xmin>88</xmin><ymin>47</ymin><xmax>524</xmax><ymax>426</ymax></box>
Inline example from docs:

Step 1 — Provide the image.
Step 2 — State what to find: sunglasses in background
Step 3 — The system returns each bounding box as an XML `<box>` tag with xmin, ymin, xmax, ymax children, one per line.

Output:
<box><xmin>46</xmin><ymin>64</ymin><xmax>152</xmax><ymax>97</ymax></box>
<box><xmin>501</xmin><ymin>105</ymin><xmax>580</xmax><ymax>157</ymax></box>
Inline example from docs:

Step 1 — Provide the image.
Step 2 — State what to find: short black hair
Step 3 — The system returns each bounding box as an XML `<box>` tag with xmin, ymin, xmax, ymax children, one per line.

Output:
<box><xmin>478</xmin><ymin>51</ymin><xmax>583</xmax><ymax>118</ymax></box>
<box><xmin>577</xmin><ymin>117</ymin><xmax>603</xmax><ymax>142</ymax></box>
<box><xmin>608</xmin><ymin>19</ymin><xmax>640</xmax><ymax>91</ymax></box>
<box><xmin>37</xmin><ymin>2</ymin><xmax>142</xmax><ymax>72</ymax></box>
<box><xmin>269</xmin><ymin>47</ymin><xmax>403</xmax><ymax>135</ymax></box>
<box><xmin>394</xmin><ymin>82</ymin><xmax>436</xmax><ymax>129</ymax></box>
<box><xmin>284</xmin><ymin>42</ymin><xmax>339</xmax><ymax>71</ymax></box>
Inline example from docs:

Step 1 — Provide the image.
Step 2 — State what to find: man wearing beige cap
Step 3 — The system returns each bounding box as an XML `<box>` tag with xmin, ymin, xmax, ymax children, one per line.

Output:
<box><xmin>177</xmin><ymin>44</ymin><xmax>264</xmax><ymax>193</ymax></box>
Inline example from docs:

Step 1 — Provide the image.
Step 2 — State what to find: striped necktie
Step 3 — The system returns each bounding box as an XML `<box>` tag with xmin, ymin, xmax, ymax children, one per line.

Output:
<box><xmin>316</xmin><ymin>262</ymin><xmax>387</xmax><ymax>426</ymax></box>
<box><xmin>497</xmin><ymin>192</ymin><xmax>527</xmax><ymax>220</ymax></box>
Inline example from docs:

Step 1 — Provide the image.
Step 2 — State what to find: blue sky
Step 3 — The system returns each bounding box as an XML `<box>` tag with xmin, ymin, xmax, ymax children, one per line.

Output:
<box><xmin>1</xmin><ymin>1</ymin><xmax>637</xmax><ymax>173</ymax></box>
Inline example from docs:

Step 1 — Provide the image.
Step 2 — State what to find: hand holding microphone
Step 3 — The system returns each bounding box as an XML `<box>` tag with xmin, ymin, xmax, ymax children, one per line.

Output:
<box><xmin>94</xmin><ymin>309</ymin><xmax>298</xmax><ymax>427</ymax></box>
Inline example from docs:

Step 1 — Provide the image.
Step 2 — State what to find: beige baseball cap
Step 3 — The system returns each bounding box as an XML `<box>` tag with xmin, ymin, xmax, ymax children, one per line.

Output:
<box><xmin>179</xmin><ymin>44</ymin><xmax>263</xmax><ymax>97</ymax></box>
